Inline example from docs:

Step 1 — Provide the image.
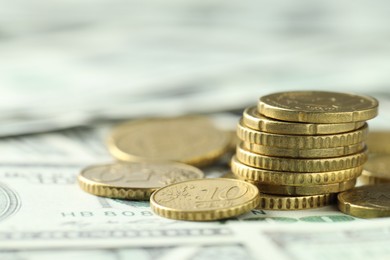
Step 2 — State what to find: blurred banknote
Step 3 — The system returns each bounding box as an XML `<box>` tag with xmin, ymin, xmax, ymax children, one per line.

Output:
<box><xmin>1</xmin><ymin>0</ymin><xmax>390</xmax><ymax>135</ymax></box>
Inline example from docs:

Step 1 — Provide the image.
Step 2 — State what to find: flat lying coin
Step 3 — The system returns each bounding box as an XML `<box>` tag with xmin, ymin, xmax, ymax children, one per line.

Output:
<box><xmin>231</xmin><ymin>156</ymin><xmax>363</xmax><ymax>185</ymax></box>
<box><xmin>236</xmin><ymin>143</ymin><xmax>368</xmax><ymax>172</ymax></box>
<box><xmin>338</xmin><ymin>184</ymin><xmax>390</xmax><ymax>218</ymax></box>
<box><xmin>257</xmin><ymin>193</ymin><xmax>336</xmax><ymax>210</ymax></box>
<box><xmin>258</xmin><ymin>91</ymin><xmax>378</xmax><ymax>123</ymax></box>
<box><xmin>360</xmin><ymin>154</ymin><xmax>390</xmax><ymax>184</ymax></box>
<box><xmin>243</xmin><ymin>141</ymin><xmax>364</xmax><ymax>158</ymax></box>
<box><xmin>366</xmin><ymin>131</ymin><xmax>390</xmax><ymax>154</ymax></box>
<box><xmin>237</xmin><ymin>119</ymin><xmax>368</xmax><ymax>149</ymax></box>
<box><xmin>256</xmin><ymin>179</ymin><xmax>356</xmax><ymax>196</ymax></box>
<box><xmin>227</xmin><ymin>130</ymin><xmax>239</xmax><ymax>152</ymax></box>
<box><xmin>222</xmin><ymin>171</ymin><xmax>237</xmax><ymax>179</ymax></box>
<box><xmin>150</xmin><ymin>178</ymin><xmax>259</xmax><ymax>221</ymax></box>
<box><xmin>243</xmin><ymin>106</ymin><xmax>365</xmax><ymax>135</ymax></box>
<box><xmin>107</xmin><ymin>116</ymin><xmax>232</xmax><ymax>167</ymax></box>
<box><xmin>78</xmin><ymin>162</ymin><xmax>204</xmax><ymax>200</ymax></box>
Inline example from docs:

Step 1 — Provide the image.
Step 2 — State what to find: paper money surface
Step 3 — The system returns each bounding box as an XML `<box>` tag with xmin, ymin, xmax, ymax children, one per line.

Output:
<box><xmin>1</xmin><ymin>2</ymin><xmax>390</xmax><ymax>258</ymax></box>
<box><xmin>1</xmin><ymin>124</ymin><xmax>389</xmax><ymax>260</ymax></box>
<box><xmin>1</xmin><ymin>244</ymin><xmax>255</xmax><ymax>260</ymax></box>
<box><xmin>0</xmin><ymin>162</ymin><xmax>374</xmax><ymax>249</ymax></box>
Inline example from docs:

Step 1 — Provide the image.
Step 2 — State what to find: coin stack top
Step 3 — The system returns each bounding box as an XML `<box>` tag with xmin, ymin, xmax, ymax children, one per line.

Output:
<box><xmin>258</xmin><ymin>91</ymin><xmax>378</xmax><ymax>123</ymax></box>
<box><xmin>232</xmin><ymin>91</ymin><xmax>378</xmax><ymax>210</ymax></box>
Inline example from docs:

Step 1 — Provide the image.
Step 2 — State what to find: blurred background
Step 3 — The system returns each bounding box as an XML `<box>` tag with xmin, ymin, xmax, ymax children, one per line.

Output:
<box><xmin>1</xmin><ymin>0</ymin><xmax>390</xmax><ymax>136</ymax></box>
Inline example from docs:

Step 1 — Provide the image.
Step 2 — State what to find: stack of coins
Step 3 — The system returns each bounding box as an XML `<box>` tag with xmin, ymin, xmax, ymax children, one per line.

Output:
<box><xmin>231</xmin><ymin>91</ymin><xmax>379</xmax><ymax>210</ymax></box>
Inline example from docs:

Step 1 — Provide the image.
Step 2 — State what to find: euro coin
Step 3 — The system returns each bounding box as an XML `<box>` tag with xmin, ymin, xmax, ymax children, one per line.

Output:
<box><xmin>78</xmin><ymin>162</ymin><xmax>204</xmax><ymax>200</ymax></box>
<box><xmin>150</xmin><ymin>178</ymin><xmax>259</xmax><ymax>221</ymax></box>
<box><xmin>222</xmin><ymin>171</ymin><xmax>237</xmax><ymax>179</ymax></box>
<box><xmin>366</xmin><ymin>131</ymin><xmax>390</xmax><ymax>154</ymax></box>
<box><xmin>360</xmin><ymin>154</ymin><xmax>390</xmax><ymax>184</ymax></box>
<box><xmin>258</xmin><ymin>91</ymin><xmax>378</xmax><ymax>123</ymax></box>
<box><xmin>257</xmin><ymin>193</ymin><xmax>336</xmax><ymax>210</ymax></box>
<box><xmin>227</xmin><ymin>130</ymin><xmax>239</xmax><ymax>152</ymax></box>
<box><xmin>338</xmin><ymin>184</ymin><xmax>390</xmax><ymax>218</ymax></box>
<box><xmin>231</xmin><ymin>156</ymin><xmax>362</xmax><ymax>185</ymax></box>
<box><xmin>243</xmin><ymin>106</ymin><xmax>365</xmax><ymax>135</ymax></box>
<box><xmin>236</xmin><ymin>143</ymin><xmax>368</xmax><ymax>172</ymax></box>
<box><xmin>256</xmin><ymin>179</ymin><xmax>356</xmax><ymax>196</ymax></box>
<box><xmin>243</xmin><ymin>141</ymin><xmax>364</xmax><ymax>158</ymax></box>
<box><xmin>237</xmin><ymin>119</ymin><xmax>368</xmax><ymax>149</ymax></box>
<box><xmin>107</xmin><ymin>116</ymin><xmax>232</xmax><ymax>167</ymax></box>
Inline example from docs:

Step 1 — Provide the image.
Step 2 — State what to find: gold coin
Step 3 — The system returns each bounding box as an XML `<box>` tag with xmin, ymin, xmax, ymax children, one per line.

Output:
<box><xmin>338</xmin><ymin>184</ymin><xmax>390</xmax><ymax>218</ymax></box>
<box><xmin>236</xmin><ymin>143</ymin><xmax>368</xmax><ymax>172</ymax></box>
<box><xmin>107</xmin><ymin>116</ymin><xmax>232</xmax><ymax>167</ymax></box>
<box><xmin>258</xmin><ymin>91</ymin><xmax>378</xmax><ymax>123</ymax></box>
<box><xmin>256</xmin><ymin>179</ymin><xmax>356</xmax><ymax>196</ymax></box>
<box><xmin>222</xmin><ymin>171</ymin><xmax>237</xmax><ymax>179</ymax></box>
<box><xmin>243</xmin><ymin>141</ymin><xmax>365</xmax><ymax>158</ymax></box>
<box><xmin>237</xmin><ymin>119</ymin><xmax>368</xmax><ymax>149</ymax></box>
<box><xmin>231</xmin><ymin>156</ymin><xmax>363</xmax><ymax>185</ymax></box>
<box><xmin>366</xmin><ymin>131</ymin><xmax>390</xmax><ymax>154</ymax></box>
<box><xmin>227</xmin><ymin>130</ymin><xmax>239</xmax><ymax>152</ymax></box>
<box><xmin>360</xmin><ymin>154</ymin><xmax>390</xmax><ymax>184</ymax></box>
<box><xmin>78</xmin><ymin>162</ymin><xmax>204</xmax><ymax>200</ymax></box>
<box><xmin>150</xmin><ymin>178</ymin><xmax>259</xmax><ymax>221</ymax></box>
<box><xmin>257</xmin><ymin>193</ymin><xmax>336</xmax><ymax>210</ymax></box>
<box><xmin>243</xmin><ymin>106</ymin><xmax>365</xmax><ymax>135</ymax></box>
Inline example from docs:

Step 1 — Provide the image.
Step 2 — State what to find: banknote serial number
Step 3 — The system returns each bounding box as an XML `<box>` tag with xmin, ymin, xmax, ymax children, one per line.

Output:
<box><xmin>61</xmin><ymin>211</ymin><xmax>153</xmax><ymax>217</ymax></box>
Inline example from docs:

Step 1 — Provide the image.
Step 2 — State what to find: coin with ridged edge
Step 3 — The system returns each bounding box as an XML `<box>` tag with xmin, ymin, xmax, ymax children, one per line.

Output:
<box><xmin>258</xmin><ymin>91</ymin><xmax>378</xmax><ymax>123</ymax></box>
<box><xmin>78</xmin><ymin>162</ymin><xmax>204</xmax><ymax>200</ymax></box>
<box><xmin>243</xmin><ymin>106</ymin><xmax>365</xmax><ymax>135</ymax></box>
<box><xmin>243</xmin><ymin>141</ymin><xmax>364</xmax><ymax>158</ymax></box>
<box><xmin>236</xmin><ymin>143</ymin><xmax>368</xmax><ymax>172</ymax></box>
<box><xmin>231</xmin><ymin>156</ymin><xmax>363</xmax><ymax>185</ymax></box>
<box><xmin>107</xmin><ymin>116</ymin><xmax>232</xmax><ymax>167</ymax></box>
<box><xmin>256</xmin><ymin>179</ymin><xmax>356</xmax><ymax>196</ymax></box>
<box><xmin>338</xmin><ymin>184</ymin><xmax>390</xmax><ymax>218</ymax></box>
<box><xmin>360</xmin><ymin>154</ymin><xmax>390</xmax><ymax>184</ymax></box>
<box><xmin>150</xmin><ymin>178</ymin><xmax>259</xmax><ymax>221</ymax></box>
<box><xmin>237</xmin><ymin>119</ymin><xmax>368</xmax><ymax>149</ymax></box>
<box><xmin>257</xmin><ymin>193</ymin><xmax>336</xmax><ymax>210</ymax></box>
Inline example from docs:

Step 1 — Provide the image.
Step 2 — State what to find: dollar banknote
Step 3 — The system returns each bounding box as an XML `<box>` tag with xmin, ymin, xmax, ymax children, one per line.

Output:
<box><xmin>0</xmin><ymin>120</ymin><xmax>390</xmax><ymax>259</ymax></box>
<box><xmin>2</xmin><ymin>224</ymin><xmax>390</xmax><ymax>260</ymax></box>
<box><xmin>1</xmin><ymin>244</ymin><xmax>255</xmax><ymax>260</ymax></box>
<box><xmin>1</xmin><ymin>0</ymin><xmax>390</xmax><ymax>135</ymax></box>
<box><xmin>0</xmin><ymin>124</ymin><xmax>380</xmax><ymax>250</ymax></box>
<box><xmin>0</xmin><ymin>162</ymin><xmax>379</xmax><ymax>251</ymax></box>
